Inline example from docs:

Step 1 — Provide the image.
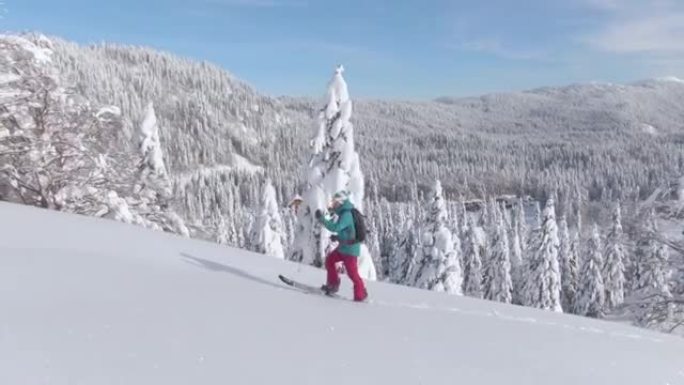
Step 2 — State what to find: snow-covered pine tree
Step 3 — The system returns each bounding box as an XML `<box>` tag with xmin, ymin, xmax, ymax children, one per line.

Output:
<box><xmin>138</xmin><ymin>102</ymin><xmax>171</xmax><ymax>198</ymax></box>
<box><xmin>635</xmin><ymin>243</ymin><xmax>674</xmax><ymax>327</ymax></box>
<box><xmin>630</xmin><ymin>213</ymin><xmax>674</xmax><ymax>327</ymax></box>
<box><xmin>413</xmin><ymin>179</ymin><xmax>446</xmax><ymax>287</ymax></box>
<box><xmin>366</xmin><ymin>213</ymin><xmax>384</xmax><ymax>280</ymax></box>
<box><xmin>574</xmin><ymin>188</ymin><xmax>584</xmax><ymax>236</ymax></box>
<box><xmin>514</xmin><ymin>198</ymin><xmax>528</xmax><ymax>256</ymax></box>
<box><xmin>290</xmin><ymin>66</ymin><xmax>376</xmax><ymax>279</ymax></box>
<box><xmin>462</xmin><ymin>215</ymin><xmax>484</xmax><ymax>298</ymax></box>
<box><xmin>409</xmin><ymin>180</ymin><xmax>423</xmax><ymax>223</ymax></box>
<box><xmin>481</xmin><ymin>198</ymin><xmax>499</xmax><ymax>295</ymax></box>
<box><xmin>558</xmin><ymin>216</ymin><xmax>576</xmax><ymax>312</ymax></box>
<box><xmin>250</xmin><ymin>179</ymin><xmax>285</xmax><ymax>259</ymax></box>
<box><xmin>281</xmin><ymin>208</ymin><xmax>296</xmax><ymax>251</ymax></box>
<box><xmin>630</xmin><ymin>209</ymin><xmax>658</xmax><ymax>293</ymax></box>
<box><xmin>367</xmin><ymin>181</ymin><xmax>386</xmax><ymax>278</ymax></box>
<box><xmin>459</xmin><ymin>200</ymin><xmax>469</xmax><ymax>249</ymax></box>
<box><xmin>413</xmin><ymin>180</ymin><xmax>462</xmax><ymax>294</ymax></box>
<box><xmin>381</xmin><ymin>199</ymin><xmax>398</xmax><ymax>278</ymax></box>
<box><xmin>522</xmin><ymin>198</ymin><xmax>562</xmax><ymax>312</ymax></box>
<box><xmin>239</xmin><ymin>210</ymin><xmax>253</xmax><ymax>250</ymax></box>
<box><xmin>441</xmin><ymin>218</ymin><xmax>463</xmax><ymax>294</ymax></box>
<box><xmin>484</xmin><ymin>212</ymin><xmax>513</xmax><ymax>303</ymax></box>
<box><xmin>392</xmin><ymin>219</ymin><xmax>419</xmax><ymax>285</ymax></box>
<box><xmin>509</xmin><ymin>218</ymin><xmax>524</xmax><ymax>304</ymax></box>
<box><xmin>603</xmin><ymin>202</ymin><xmax>626</xmax><ymax>310</ymax></box>
<box><xmin>228</xmin><ymin>216</ymin><xmax>240</xmax><ymax>246</ymax></box>
<box><xmin>566</xmin><ymin>231</ymin><xmax>581</xmax><ymax>313</ymax></box>
<box><xmin>576</xmin><ymin>224</ymin><xmax>606</xmax><ymax>318</ymax></box>
<box><xmin>135</xmin><ymin>102</ymin><xmax>189</xmax><ymax>237</ymax></box>
<box><xmin>432</xmin><ymin>244</ymin><xmax>463</xmax><ymax>295</ymax></box>
<box><xmin>215</xmin><ymin>214</ymin><xmax>230</xmax><ymax>245</ymax></box>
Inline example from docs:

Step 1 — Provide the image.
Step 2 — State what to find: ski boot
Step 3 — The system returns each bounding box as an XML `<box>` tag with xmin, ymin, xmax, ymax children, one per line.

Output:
<box><xmin>320</xmin><ymin>284</ymin><xmax>339</xmax><ymax>296</ymax></box>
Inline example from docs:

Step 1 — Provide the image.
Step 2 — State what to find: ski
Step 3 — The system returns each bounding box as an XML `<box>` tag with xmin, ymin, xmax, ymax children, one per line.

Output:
<box><xmin>278</xmin><ymin>274</ymin><xmax>371</xmax><ymax>303</ymax></box>
<box><xmin>278</xmin><ymin>274</ymin><xmax>342</xmax><ymax>299</ymax></box>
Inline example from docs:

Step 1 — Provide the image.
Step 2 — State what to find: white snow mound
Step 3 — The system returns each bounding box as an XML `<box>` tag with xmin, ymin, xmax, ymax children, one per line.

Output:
<box><xmin>95</xmin><ymin>105</ymin><xmax>122</xmax><ymax>119</ymax></box>
<box><xmin>0</xmin><ymin>201</ymin><xmax>683</xmax><ymax>385</ymax></box>
<box><xmin>0</xmin><ymin>72</ymin><xmax>20</xmax><ymax>85</ymax></box>
<box><xmin>641</xmin><ymin>123</ymin><xmax>658</xmax><ymax>135</ymax></box>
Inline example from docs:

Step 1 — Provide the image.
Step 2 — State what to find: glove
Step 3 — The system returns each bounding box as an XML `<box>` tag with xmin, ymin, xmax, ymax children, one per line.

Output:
<box><xmin>330</xmin><ymin>234</ymin><xmax>339</xmax><ymax>242</ymax></box>
<box><xmin>315</xmin><ymin>209</ymin><xmax>323</xmax><ymax>220</ymax></box>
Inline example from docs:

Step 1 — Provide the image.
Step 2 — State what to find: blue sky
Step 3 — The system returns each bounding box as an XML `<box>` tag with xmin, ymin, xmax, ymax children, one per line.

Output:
<box><xmin>2</xmin><ymin>0</ymin><xmax>683</xmax><ymax>99</ymax></box>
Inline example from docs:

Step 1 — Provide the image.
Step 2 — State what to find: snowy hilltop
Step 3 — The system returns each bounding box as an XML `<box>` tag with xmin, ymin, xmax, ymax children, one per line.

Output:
<box><xmin>1</xmin><ymin>201</ymin><xmax>684</xmax><ymax>385</ymax></box>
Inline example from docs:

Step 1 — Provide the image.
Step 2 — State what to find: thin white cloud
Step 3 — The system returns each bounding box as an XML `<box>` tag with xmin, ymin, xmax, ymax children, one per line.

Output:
<box><xmin>582</xmin><ymin>0</ymin><xmax>623</xmax><ymax>11</ymax></box>
<box><xmin>202</xmin><ymin>0</ymin><xmax>306</xmax><ymax>7</ymax></box>
<box><xmin>446</xmin><ymin>13</ymin><xmax>548</xmax><ymax>62</ymax></box>
<box><xmin>450</xmin><ymin>38</ymin><xmax>546</xmax><ymax>61</ymax></box>
<box><xmin>582</xmin><ymin>0</ymin><xmax>678</xmax><ymax>12</ymax></box>
<box><xmin>587</xmin><ymin>14</ymin><xmax>684</xmax><ymax>54</ymax></box>
<box><xmin>581</xmin><ymin>0</ymin><xmax>684</xmax><ymax>55</ymax></box>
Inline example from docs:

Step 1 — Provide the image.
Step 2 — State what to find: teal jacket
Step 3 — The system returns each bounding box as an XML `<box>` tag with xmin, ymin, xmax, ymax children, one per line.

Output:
<box><xmin>319</xmin><ymin>199</ymin><xmax>361</xmax><ymax>257</ymax></box>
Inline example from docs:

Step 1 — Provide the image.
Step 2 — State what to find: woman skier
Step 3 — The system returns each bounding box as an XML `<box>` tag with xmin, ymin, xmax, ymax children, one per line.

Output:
<box><xmin>315</xmin><ymin>191</ymin><xmax>368</xmax><ymax>302</ymax></box>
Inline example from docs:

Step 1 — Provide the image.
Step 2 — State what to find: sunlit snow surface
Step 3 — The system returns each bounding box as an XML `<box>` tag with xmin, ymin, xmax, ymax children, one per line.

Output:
<box><xmin>0</xmin><ymin>202</ymin><xmax>683</xmax><ymax>385</ymax></box>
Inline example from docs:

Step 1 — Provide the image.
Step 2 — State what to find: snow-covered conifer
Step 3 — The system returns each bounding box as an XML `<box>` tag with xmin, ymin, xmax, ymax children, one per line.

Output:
<box><xmin>462</xmin><ymin>216</ymin><xmax>484</xmax><ymax>298</ymax></box>
<box><xmin>635</xmin><ymin>243</ymin><xmax>673</xmax><ymax>326</ymax></box>
<box><xmin>215</xmin><ymin>214</ymin><xmax>230</xmax><ymax>245</ymax></box>
<box><xmin>138</xmin><ymin>102</ymin><xmax>171</xmax><ymax>198</ymax></box>
<box><xmin>631</xmin><ymin>213</ymin><xmax>673</xmax><ymax>327</ymax></box>
<box><xmin>631</xmin><ymin>210</ymin><xmax>658</xmax><ymax>292</ymax></box>
<box><xmin>414</xmin><ymin>180</ymin><xmax>462</xmax><ymax>294</ymax></box>
<box><xmin>485</xmin><ymin>213</ymin><xmax>512</xmax><ymax>303</ymax></box>
<box><xmin>576</xmin><ymin>224</ymin><xmax>606</xmax><ymax>318</ymax></box>
<box><xmin>459</xmin><ymin>200</ymin><xmax>469</xmax><ymax>247</ymax></box>
<box><xmin>481</xmin><ymin>198</ymin><xmax>499</xmax><ymax>294</ymax></box>
<box><xmin>251</xmin><ymin>180</ymin><xmax>285</xmax><ymax>259</ymax></box>
<box><xmin>603</xmin><ymin>202</ymin><xmax>626</xmax><ymax>310</ymax></box>
<box><xmin>522</xmin><ymin>199</ymin><xmax>562</xmax><ymax>312</ymax></box>
<box><xmin>514</xmin><ymin>198</ymin><xmax>528</xmax><ymax>255</ymax></box>
<box><xmin>558</xmin><ymin>216</ymin><xmax>575</xmax><ymax>311</ymax></box>
<box><xmin>392</xmin><ymin>220</ymin><xmax>419</xmax><ymax>284</ymax></box>
<box><xmin>565</xmin><ymin>231</ymin><xmax>580</xmax><ymax>313</ymax></box>
<box><xmin>135</xmin><ymin>102</ymin><xmax>189</xmax><ymax>237</ymax></box>
<box><xmin>367</xmin><ymin>219</ymin><xmax>384</xmax><ymax>280</ymax></box>
<box><xmin>290</xmin><ymin>66</ymin><xmax>375</xmax><ymax>278</ymax></box>
<box><xmin>509</xmin><ymin>220</ymin><xmax>524</xmax><ymax>304</ymax></box>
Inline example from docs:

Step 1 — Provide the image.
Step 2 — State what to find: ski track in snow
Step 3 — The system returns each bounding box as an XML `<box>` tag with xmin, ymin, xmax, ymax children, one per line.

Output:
<box><xmin>364</xmin><ymin>299</ymin><xmax>665</xmax><ymax>343</ymax></box>
<box><xmin>269</xmin><ymin>271</ymin><xmax>665</xmax><ymax>343</ymax></box>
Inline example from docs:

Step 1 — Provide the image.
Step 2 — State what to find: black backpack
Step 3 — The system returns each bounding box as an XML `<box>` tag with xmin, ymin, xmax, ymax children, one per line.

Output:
<box><xmin>350</xmin><ymin>208</ymin><xmax>367</xmax><ymax>243</ymax></box>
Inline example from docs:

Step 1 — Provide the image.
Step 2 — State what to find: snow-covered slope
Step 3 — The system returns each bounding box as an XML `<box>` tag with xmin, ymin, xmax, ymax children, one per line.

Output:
<box><xmin>1</xmin><ymin>201</ymin><xmax>683</xmax><ymax>385</ymax></box>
